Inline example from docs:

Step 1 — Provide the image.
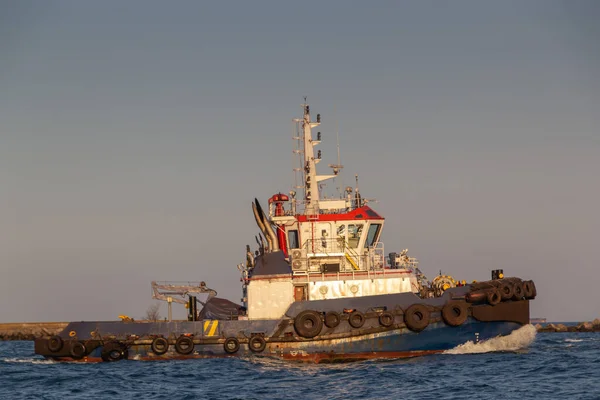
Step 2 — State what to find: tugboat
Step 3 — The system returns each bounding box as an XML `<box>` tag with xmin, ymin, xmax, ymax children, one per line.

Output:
<box><xmin>35</xmin><ymin>100</ymin><xmax>537</xmax><ymax>363</ymax></box>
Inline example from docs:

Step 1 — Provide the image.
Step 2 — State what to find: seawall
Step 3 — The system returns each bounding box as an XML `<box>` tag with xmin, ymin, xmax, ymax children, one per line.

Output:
<box><xmin>0</xmin><ymin>322</ymin><xmax>69</xmax><ymax>340</ymax></box>
<box><xmin>535</xmin><ymin>318</ymin><xmax>600</xmax><ymax>333</ymax></box>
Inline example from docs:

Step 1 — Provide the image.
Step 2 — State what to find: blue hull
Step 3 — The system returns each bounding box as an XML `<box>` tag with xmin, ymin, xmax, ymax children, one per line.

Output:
<box><xmin>34</xmin><ymin>291</ymin><xmax>532</xmax><ymax>363</ymax></box>
<box><xmin>55</xmin><ymin>318</ymin><xmax>522</xmax><ymax>363</ymax></box>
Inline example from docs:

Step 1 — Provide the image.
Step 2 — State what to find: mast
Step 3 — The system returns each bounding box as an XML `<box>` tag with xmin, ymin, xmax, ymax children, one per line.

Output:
<box><xmin>302</xmin><ymin>101</ymin><xmax>319</xmax><ymax>215</ymax></box>
<box><xmin>294</xmin><ymin>99</ymin><xmax>336</xmax><ymax>216</ymax></box>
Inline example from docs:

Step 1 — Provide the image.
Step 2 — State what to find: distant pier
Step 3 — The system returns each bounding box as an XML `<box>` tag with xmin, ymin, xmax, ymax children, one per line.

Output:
<box><xmin>0</xmin><ymin>322</ymin><xmax>68</xmax><ymax>340</ymax></box>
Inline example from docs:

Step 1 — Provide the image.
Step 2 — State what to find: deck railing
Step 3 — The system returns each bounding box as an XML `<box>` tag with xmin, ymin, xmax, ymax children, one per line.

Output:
<box><xmin>298</xmin><ymin>239</ymin><xmax>387</xmax><ymax>272</ymax></box>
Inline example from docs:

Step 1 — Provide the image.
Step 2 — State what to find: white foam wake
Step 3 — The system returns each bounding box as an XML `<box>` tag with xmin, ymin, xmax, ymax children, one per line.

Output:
<box><xmin>1</xmin><ymin>357</ymin><xmax>55</xmax><ymax>364</ymax></box>
<box><xmin>444</xmin><ymin>324</ymin><xmax>537</xmax><ymax>355</ymax></box>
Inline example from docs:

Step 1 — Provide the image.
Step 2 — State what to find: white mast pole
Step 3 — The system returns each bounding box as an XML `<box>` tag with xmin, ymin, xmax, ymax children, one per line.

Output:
<box><xmin>302</xmin><ymin>99</ymin><xmax>320</xmax><ymax>215</ymax></box>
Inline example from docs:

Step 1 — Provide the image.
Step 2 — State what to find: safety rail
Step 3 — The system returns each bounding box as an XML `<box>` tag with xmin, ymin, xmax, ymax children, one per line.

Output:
<box><xmin>303</xmin><ymin>237</ymin><xmax>345</xmax><ymax>255</ymax></box>
<box><xmin>291</xmin><ymin>268</ymin><xmax>416</xmax><ymax>283</ymax></box>
<box><xmin>298</xmin><ymin>239</ymin><xmax>386</xmax><ymax>272</ymax></box>
<box><xmin>303</xmin><ymin>238</ymin><xmax>362</xmax><ymax>270</ymax></box>
<box><xmin>368</xmin><ymin>242</ymin><xmax>385</xmax><ymax>270</ymax></box>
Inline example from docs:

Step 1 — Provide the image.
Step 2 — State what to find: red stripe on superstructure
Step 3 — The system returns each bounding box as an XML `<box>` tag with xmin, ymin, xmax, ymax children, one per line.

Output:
<box><xmin>295</xmin><ymin>206</ymin><xmax>384</xmax><ymax>222</ymax></box>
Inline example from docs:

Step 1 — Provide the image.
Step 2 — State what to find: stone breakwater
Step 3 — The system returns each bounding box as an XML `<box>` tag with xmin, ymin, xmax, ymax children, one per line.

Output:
<box><xmin>0</xmin><ymin>323</ymin><xmax>68</xmax><ymax>340</ymax></box>
<box><xmin>535</xmin><ymin>318</ymin><xmax>600</xmax><ymax>333</ymax></box>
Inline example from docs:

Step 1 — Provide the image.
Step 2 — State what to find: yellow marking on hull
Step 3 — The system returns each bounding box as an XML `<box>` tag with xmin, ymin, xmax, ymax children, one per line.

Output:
<box><xmin>208</xmin><ymin>321</ymin><xmax>218</xmax><ymax>336</ymax></box>
<box><xmin>203</xmin><ymin>320</ymin><xmax>219</xmax><ymax>336</ymax></box>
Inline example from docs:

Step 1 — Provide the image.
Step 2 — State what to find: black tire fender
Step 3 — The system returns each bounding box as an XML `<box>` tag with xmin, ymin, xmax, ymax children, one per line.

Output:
<box><xmin>294</xmin><ymin>310</ymin><xmax>323</xmax><ymax>338</ymax></box>
<box><xmin>151</xmin><ymin>337</ymin><xmax>169</xmax><ymax>355</ymax></box>
<box><xmin>248</xmin><ymin>336</ymin><xmax>266</xmax><ymax>353</ymax></box>
<box><xmin>47</xmin><ymin>336</ymin><xmax>63</xmax><ymax>353</ymax></box>
<box><xmin>527</xmin><ymin>280</ymin><xmax>537</xmax><ymax>298</ymax></box>
<box><xmin>404</xmin><ymin>304</ymin><xmax>430</xmax><ymax>332</ymax></box>
<box><xmin>441</xmin><ymin>302</ymin><xmax>469</xmax><ymax>327</ymax></box>
<box><xmin>466</xmin><ymin>290</ymin><xmax>487</xmax><ymax>304</ymax></box>
<box><xmin>512</xmin><ymin>282</ymin><xmax>524</xmax><ymax>300</ymax></box>
<box><xmin>324</xmin><ymin>311</ymin><xmax>341</xmax><ymax>329</ymax></box>
<box><xmin>224</xmin><ymin>337</ymin><xmax>240</xmax><ymax>354</ymax></box>
<box><xmin>523</xmin><ymin>281</ymin><xmax>535</xmax><ymax>299</ymax></box>
<box><xmin>174</xmin><ymin>336</ymin><xmax>195</xmax><ymax>355</ymax></box>
<box><xmin>101</xmin><ymin>342</ymin><xmax>128</xmax><ymax>362</ymax></box>
<box><xmin>378</xmin><ymin>312</ymin><xmax>395</xmax><ymax>327</ymax></box>
<box><xmin>348</xmin><ymin>311</ymin><xmax>366</xmax><ymax>329</ymax></box>
<box><xmin>497</xmin><ymin>282</ymin><xmax>514</xmax><ymax>301</ymax></box>
<box><xmin>487</xmin><ymin>288</ymin><xmax>501</xmax><ymax>306</ymax></box>
<box><xmin>69</xmin><ymin>341</ymin><xmax>87</xmax><ymax>359</ymax></box>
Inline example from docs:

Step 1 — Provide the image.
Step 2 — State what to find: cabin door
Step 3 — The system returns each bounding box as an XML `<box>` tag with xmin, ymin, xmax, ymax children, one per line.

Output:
<box><xmin>294</xmin><ymin>285</ymin><xmax>308</xmax><ymax>301</ymax></box>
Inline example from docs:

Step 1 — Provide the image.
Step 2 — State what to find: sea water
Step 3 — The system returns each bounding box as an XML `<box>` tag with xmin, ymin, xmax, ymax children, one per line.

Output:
<box><xmin>1</xmin><ymin>325</ymin><xmax>599</xmax><ymax>400</ymax></box>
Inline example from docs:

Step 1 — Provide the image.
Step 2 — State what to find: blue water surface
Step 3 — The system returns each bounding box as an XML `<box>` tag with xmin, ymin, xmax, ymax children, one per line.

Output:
<box><xmin>1</xmin><ymin>331</ymin><xmax>599</xmax><ymax>400</ymax></box>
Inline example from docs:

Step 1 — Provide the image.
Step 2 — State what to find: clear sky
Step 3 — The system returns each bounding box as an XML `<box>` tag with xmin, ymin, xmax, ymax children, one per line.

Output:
<box><xmin>1</xmin><ymin>1</ymin><xmax>598</xmax><ymax>322</ymax></box>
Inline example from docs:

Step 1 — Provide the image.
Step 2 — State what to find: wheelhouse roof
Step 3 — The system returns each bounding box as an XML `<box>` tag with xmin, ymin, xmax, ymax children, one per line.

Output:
<box><xmin>295</xmin><ymin>206</ymin><xmax>384</xmax><ymax>222</ymax></box>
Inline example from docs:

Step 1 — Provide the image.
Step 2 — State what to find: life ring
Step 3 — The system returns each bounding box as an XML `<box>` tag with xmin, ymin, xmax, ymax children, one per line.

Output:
<box><xmin>69</xmin><ymin>341</ymin><xmax>87</xmax><ymax>359</ymax></box>
<box><xmin>324</xmin><ymin>311</ymin><xmax>341</xmax><ymax>329</ymax></box>
<box><xmin>47</xmin><ymin>336</ymin><xmax>63</xmax><ymax>352</ymax></box>
<box><xmin>404</xmin><ymin>304</ymin><xmax>430</xmax><ymax>332</ymax></box>
<box><xmin>348</xmin><ymin>311</ymin><xmax>366</xmax><ymax>328</ymax></box>
<box><xmin>151</xmin><ymin>337</ymin><xmax>169</xmax><ymax>355</ymax></box>
<box><xmin>101</xmin><ymin>342</ymin><xmax>128</xmax><ymax>362</ymax></box>
<box><xmin>248</xmin><ymin>336</ymin><xmax>266</xmax><ymax>353</ymax></box>
<box><xmin>512</xmin><ymin>282</ymin><xmax>524</xmax><ymax>300</ymax></box>
<box><xmin>175</xmin><ymin>336</ymin><xmax>195</xmax><ymax>355</ymax></box>
<box><xmin>224</xmin><ymin>337</ymin><xmax>240</xmax><ymax>354</ymax></box>
<box><xmin>294</xmin><ymin>310</ymin><xmax>323</xmax><ymax>338</ymax></box>
<box><xmin>378</xmin><ymin>312</ymin><xmax>394</xmax><ymax>327</ymax></box>
<box><xmin>497</xmin><ymin>282</ymin><xmax>514</xmax><ymax>301</ymax></box>
<box><xmin>441</xmin><ymin>302</ymin><xmax>469</xmax><ymax>327</ymax></box>
<box><xmin>523</xmin><ymin>281</ymin><xmax>534</xmax><ymax>300</ymax></box>
<box><xmin>486</xmin><ymin>288</ymin><xmax>501</xmax><ymax>306</ymax></box>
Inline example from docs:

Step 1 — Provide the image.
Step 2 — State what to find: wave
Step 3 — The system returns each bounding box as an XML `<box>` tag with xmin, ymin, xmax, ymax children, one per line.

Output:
<box><xmin>564</xmin><ymin>338</ymin><xmax>584</xmax><ymax>343</ymax></box>
<box><xmin>444</xmin><ymin>324</ymin><xmax>537</xmax><ymax>354</ymax></box>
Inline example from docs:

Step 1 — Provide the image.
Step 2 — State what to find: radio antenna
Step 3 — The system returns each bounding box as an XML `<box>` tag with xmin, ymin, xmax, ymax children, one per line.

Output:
<box><xmin>328</xmin><ymin>104</ymin><xmax>344</xmax><ymax>191</ymax></box>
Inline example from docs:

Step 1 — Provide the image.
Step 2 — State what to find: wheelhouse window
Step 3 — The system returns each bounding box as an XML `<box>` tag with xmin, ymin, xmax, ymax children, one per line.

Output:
<box><xmin>288</xmin><ymin>230</ymin><xmax>299</xmax><ymax>249</ymax></box>
<box><xmin>347</xmin><ymin>224</ymin><xmax>363</xmax><ymax>248</ymax></box>
<box><xmin>365</xmin><ymin>223</ymin><xmax>381</xmax><ymax>248</ymax></box>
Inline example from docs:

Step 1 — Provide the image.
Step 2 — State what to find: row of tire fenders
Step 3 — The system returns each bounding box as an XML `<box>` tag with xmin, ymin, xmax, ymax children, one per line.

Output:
<box><xmin>46</xmin><ymin>336</ymin><xmax>130</xmax><ymax>362</ymax></box>
<box><xmin>291</xmin><ymin>279</ymin><xmax>538</xmax><ymax>341</ymax></box>
<box><xmin>291</xmin><ymin>302</ymin><xmax>465</xmax><ymax>341</ymax></box>
<box><xmin>149</xmin><ymin>334</ymin><xmax>269</xmax><ymax>356</ymax></box>
<box><xmin>44</xmin><ymin>302</ymin><xmax>473</xmax><ymax>361</ymax></box>
<box><xmin>46</xmin><ymin>279</ymin><xmax>537</xmax><ymax>361</ymax></box>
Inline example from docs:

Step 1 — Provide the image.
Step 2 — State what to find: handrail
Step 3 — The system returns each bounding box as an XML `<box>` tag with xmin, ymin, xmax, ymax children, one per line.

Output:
<box><xmin>300</xmin><ymin>238</ymin><xmax>387</xmax><ymax>272</ymax></box>
<box><xmin>291</xmin><ymin>268</ymin><xmax>415</xmax><ymax>283</ymax></box>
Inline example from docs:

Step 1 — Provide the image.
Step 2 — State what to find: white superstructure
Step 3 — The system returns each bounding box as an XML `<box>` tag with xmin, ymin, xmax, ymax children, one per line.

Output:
<box><xmin>240</xmin><ymin>101</ymin><xmax>429</xmax><ymax>320</ymax></box>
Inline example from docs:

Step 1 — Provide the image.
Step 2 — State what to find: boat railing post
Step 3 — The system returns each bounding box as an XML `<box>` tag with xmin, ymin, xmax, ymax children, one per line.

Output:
<box><xmin>167</xmin><ymin>296</ymin><xmax>173</xmax><ymax>322</ymax></box>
